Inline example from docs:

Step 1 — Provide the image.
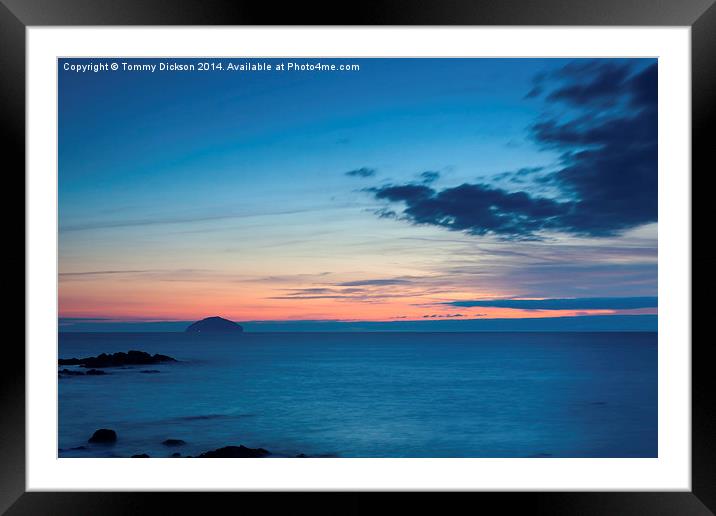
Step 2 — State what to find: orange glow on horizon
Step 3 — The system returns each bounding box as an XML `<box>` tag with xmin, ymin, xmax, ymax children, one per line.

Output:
<box><xmin>59</xmin><ymin>281</ymin><xmax>657</xmax><ymax>323</ymax></box>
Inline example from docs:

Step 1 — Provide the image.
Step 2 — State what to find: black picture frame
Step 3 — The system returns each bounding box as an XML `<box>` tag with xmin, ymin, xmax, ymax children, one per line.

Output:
<box><xmin>5</xmin><ymin>0</ymin><xmax>710</xmax><ymax>513</ymax></box>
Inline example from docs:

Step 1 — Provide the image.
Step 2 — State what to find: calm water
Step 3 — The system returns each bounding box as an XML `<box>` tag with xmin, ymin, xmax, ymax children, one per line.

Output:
<box><xmin>58</xmin><ymin>332</ymin><xmax>657</xmax><ymax>458</ymax></box>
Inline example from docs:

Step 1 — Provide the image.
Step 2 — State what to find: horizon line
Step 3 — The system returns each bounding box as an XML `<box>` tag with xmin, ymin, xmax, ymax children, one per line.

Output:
<box><xmin>59</xmin><ymin>314</ymin><xmax>657</xmax><ymax>333</ymax></box>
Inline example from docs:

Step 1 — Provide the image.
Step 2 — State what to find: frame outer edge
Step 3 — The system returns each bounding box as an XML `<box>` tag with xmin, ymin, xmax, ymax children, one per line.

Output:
<box><xmin>7</xmin><ymin>0</ymin><xmax>712</xmax><ymax>512</ymax></box>
<box><xmin>0</xmin><ymin>0</ymin><xmax>27</xmax><ymax>513</ymax></box>
<box><xmin>0</xmin><ymin>0</ymin><xmax>715</xmax><ymax>26</ymax></box>
<box><xmin>692</xmin><ymin>1</ymin><xmax>716</xmax><ymax>515</ymax></box>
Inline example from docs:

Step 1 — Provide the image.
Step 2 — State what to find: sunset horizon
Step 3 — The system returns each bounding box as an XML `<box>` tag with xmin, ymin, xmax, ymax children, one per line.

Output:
<box><xmin>59</xmin><ymin>58</ymin><xmax>657</xmax><ymax>330</ymax></box>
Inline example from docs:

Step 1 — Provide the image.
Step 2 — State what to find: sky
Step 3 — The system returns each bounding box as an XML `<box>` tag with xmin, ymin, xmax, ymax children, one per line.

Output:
<box><xmin>58</xmin><ymin>58</ymin><xmax>658</xmax><ymax>331</ymax></box>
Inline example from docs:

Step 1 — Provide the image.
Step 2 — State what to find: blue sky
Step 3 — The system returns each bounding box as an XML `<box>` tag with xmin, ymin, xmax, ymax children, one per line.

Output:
<box><xmin>58</xmin><ymin>58</ymin><xmax>657</xmax><ymax>331</ymax></box>
<box><xmin>60</xmin><ymin>59</ymin><xmax>554</xmax><ymax>221</ymax></box>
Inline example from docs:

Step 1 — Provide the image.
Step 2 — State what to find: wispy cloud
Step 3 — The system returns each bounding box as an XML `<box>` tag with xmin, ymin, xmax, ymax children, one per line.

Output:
<box><xmin>59</xmin><ymin>268</ymin><xmax>224</xmax><ymax>283</ymax></box>
<box><xmin>59</xmin><ymin>206</ymin><xmax>329</xmax><ymax>232</ymax></box>
<box><xmin>59</xmin><ymin>270</ymin><xmax>152</xmax><ymax>277</ymax></box>
<box><xmin>445</xmin><ymin>296</ymin><xmax>657</xmax><ymax>310</ymax></box>
<box><xmin>345</xmin><ymin>167</ymin><xmax>377</xmax><ymax>178</ymax></box>
<box><xmin>338</xmin><ymin>278</ymin><xmax>412</xmax><ymax>287</ymax></box>
<box><xmin>267</xmin><ymin>276</ymin><xmax>447</xmax><ymax>303</ymax></box>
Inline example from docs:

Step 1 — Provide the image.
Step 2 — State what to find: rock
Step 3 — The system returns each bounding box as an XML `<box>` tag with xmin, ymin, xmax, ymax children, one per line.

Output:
<box><xmin>59</xmin><ymin>350</ymin><xmax>177</xmax><ymax>369</ymax></box>
<box><xmin>88</xmin><ymin>428</ymin><xmax>117</xmax><ymax>443</ymax></box>
<box><xmin>162</xmin><ymin>439</ymin><xmax>186</xmax><ymax>446</ymax></box>
<box><xmin>59</xmin><ymin>368</ymin><xmax>84</xmax><ymax>376</ymax></box>
<box><xmin>131</xmin><ymin>454</ymin><xmax>150</xmax><ymax>458</ymax></box>
<box><xmin>197</xmin><ymin>445</ymin><xmax>269</xmax><ymax>458</ymax></box>
<box><xmin>59</xmin><ymin>368</ymin><xmax>108</xmax><ymax>377</ymax></box>
<box><xmin>140</xmin><ymin>370</ymin><xmax>161</xmax><ymax>374</ymax></box>
<box><xmin>185</xmin><ymin>316</ymin><xmax>243</xmax><ymax>333</ymax></box>
<box><xmin>58</xmin><ymin>358</ymin><xmax>81</xmax><ymax>366</ymax></box>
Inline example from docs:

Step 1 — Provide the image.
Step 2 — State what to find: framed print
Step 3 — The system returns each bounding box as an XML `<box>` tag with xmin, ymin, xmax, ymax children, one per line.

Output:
<box><xmin>7</xmin><ymin>0</ymin><xmax>711</xmax><ymax>513</ymax></box>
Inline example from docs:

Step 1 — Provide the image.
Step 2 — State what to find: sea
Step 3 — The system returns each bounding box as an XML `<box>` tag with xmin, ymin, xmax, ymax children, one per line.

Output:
<box><xmin>58</xmin><ymin>332</ymin><xmax>657</xmax><ymax>458</ymax></box>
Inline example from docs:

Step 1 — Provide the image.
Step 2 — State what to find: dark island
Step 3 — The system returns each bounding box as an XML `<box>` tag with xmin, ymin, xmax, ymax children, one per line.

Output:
<box><xmin>185</xmin><ymin>316</ymin><xmax>243</xmax><ymax>333</ymax></box>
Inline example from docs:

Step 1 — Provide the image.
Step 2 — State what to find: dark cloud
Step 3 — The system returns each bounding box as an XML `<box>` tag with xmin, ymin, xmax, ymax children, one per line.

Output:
<box><xmin>491</xmin><ymin>167</ymin><xmax>544</xmax><ymax>184</ymax></box>
<box><xmin>445</xmin><ymin>296</ymin><xmax>657</xmax><ymax>310</ymax></box>
<box><xmin>545</xmin><ymin>61</ymin><xmax>634</xmax><ymax>107</ymax></box>
<box><xmin>524</xmin><ymin>85</ymin><xmax>542</xmax><ymax>99</ymax></box>
<box><xmin>373</xmin><ymin>183</ymin><xmax>572</xmax><ymax>238</ymax></box>
<box><xmin>420</xmin><ymin>171</ymin><xmax>440</xmax><ymax>184</ymax></box>
<box><xmin>367</xmin><ymin>60</ymin><xmax>657</xmax><ymax>239</ymax></box>
<box><xmin>372</xmin><ymin>184</ymin><xmax>432</xmax><ymax>202</ymax></box>
<box><xmin>530</xmin><ymin>62</ymin><xmax>657</xmax><ymax>236</ymax></box>
<box><xmin>345</xmin><ymin>167</ymin><xmax>376</xmax><ymax>178</ymax></box>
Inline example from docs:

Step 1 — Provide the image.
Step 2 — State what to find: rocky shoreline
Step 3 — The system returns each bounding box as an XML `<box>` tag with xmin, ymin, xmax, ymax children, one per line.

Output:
<box><xmin>59</xmin><ymin>350</ymin><xmax>312</xmax><ymax>458</ymax></box>
<box><xmin>58</xmin><ymin>428</ymin><xmax>313</xmax><ymax>458</ymax></box>
<box><xmin>58</xmin><ymin>350</ymin><xmax>178</xmax><ymax>379</ymax></box>
<box><xmin>59</xmin><ymin>350</ymin><xmax>177</xmax><ymax>369</ymax></box>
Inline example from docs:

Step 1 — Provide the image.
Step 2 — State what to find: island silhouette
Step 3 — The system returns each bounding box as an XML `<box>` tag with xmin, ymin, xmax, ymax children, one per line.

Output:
<box><xmin>185</xmin><ymin>316</ymin><xmax>244</xmax><ymax>333</ymax></box>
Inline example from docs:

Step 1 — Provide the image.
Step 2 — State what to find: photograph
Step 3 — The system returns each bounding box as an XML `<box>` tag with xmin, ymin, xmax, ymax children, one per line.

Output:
<box><xmin>56</xmin><ymin>56</ymin><xmax>659</xmax><ymax>460</ymax></box>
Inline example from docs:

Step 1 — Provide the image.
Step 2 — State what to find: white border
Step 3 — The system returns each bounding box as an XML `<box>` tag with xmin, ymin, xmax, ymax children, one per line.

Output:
<box><xmin>27</xmin><ymin>27</ymin><xmax>691</xmax><ymax>491</ymax></box>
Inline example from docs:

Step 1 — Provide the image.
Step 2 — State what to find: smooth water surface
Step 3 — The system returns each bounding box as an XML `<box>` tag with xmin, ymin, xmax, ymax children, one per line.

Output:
<box><xmin>58</xmin><ymin>332</ymin><xmax>657</xmax><ymax>458</ymax></box>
